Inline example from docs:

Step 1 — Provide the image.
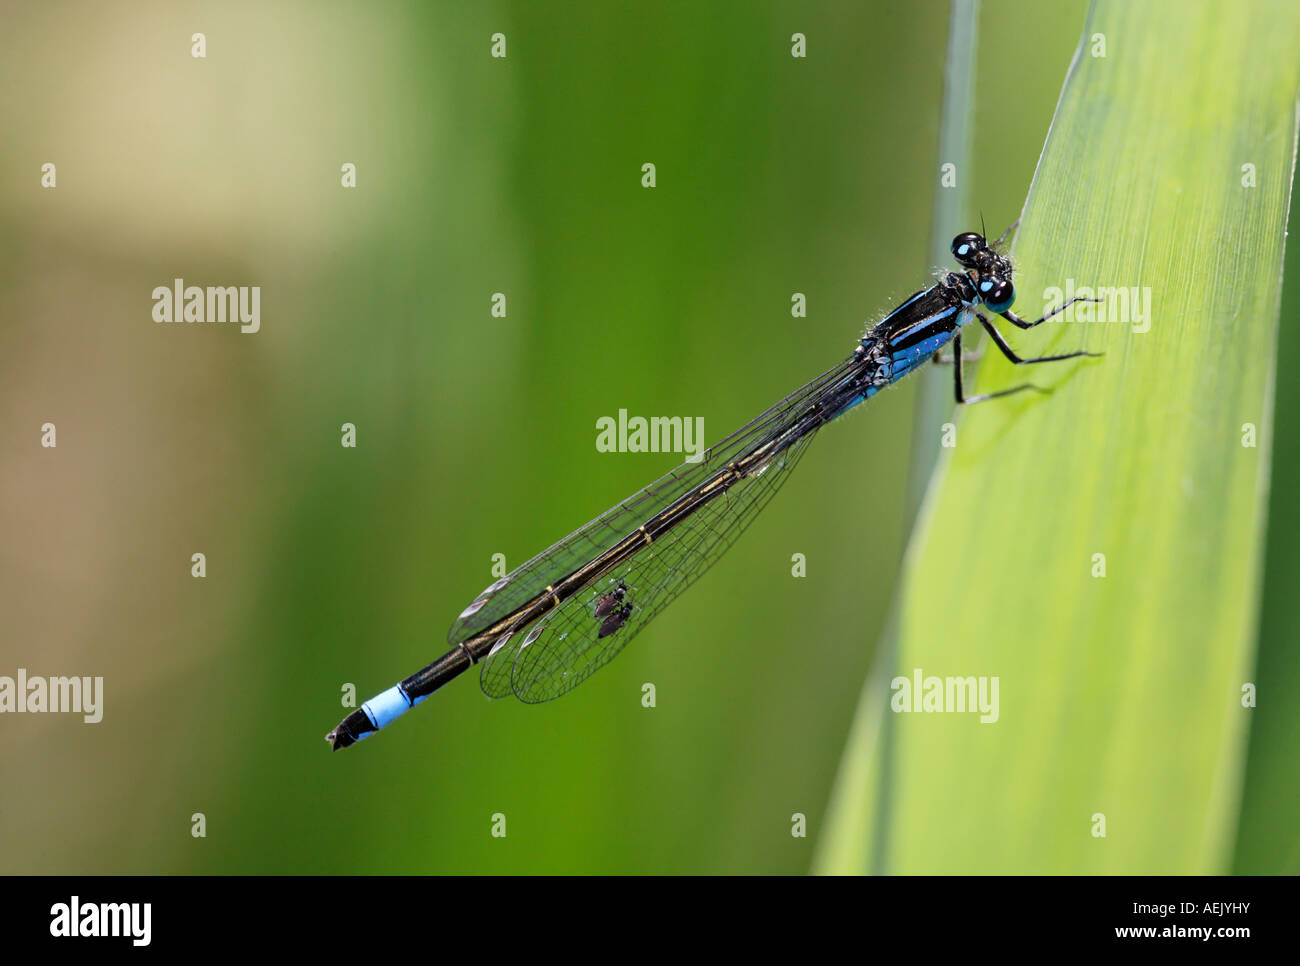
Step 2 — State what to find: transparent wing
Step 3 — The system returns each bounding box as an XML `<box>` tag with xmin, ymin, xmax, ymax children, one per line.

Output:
<box><xmin>447</xmin><ymin>353</ymin><xmax>861</xmax><ymax>651</ymax></box>
<box><xmin>502</xmin><ymin>429</ymin><xmax>819</xmax><ymax>703</ymax></box>
<box><xmin>478</xmin><ymin>618</ymin><xmax>537</xmax><ymax>698</ymax></box>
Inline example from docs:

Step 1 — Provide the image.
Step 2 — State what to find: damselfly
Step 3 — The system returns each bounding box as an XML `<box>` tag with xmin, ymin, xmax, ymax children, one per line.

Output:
<box><xmin>327</xmin><ymin>225</ymin><xmax>1100</xmax><ymax>749</ymax></box>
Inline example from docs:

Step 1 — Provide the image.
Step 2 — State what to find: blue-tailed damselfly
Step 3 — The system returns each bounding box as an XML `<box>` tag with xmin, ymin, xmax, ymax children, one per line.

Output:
<box><xmin>327</xmin><ymin>225</ymin><xmax>1100</xmax><ymax>749</ymax></box>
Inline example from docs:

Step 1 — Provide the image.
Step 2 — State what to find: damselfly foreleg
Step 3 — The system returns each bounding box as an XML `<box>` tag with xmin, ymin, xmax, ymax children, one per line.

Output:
<box><xmin>999</xmin><ymin>295</ymin><xmax>1103</xmax><ymax>329</ymax></box>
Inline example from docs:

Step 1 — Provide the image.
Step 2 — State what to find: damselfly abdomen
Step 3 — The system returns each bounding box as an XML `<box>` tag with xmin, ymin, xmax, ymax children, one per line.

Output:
<box><xmin>327</xmin><ymin>226</ymin><xmax>1101</xmax><ymax>750</ymax></box>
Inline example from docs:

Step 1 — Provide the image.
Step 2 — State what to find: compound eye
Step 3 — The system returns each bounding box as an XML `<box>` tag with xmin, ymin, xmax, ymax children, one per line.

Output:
<box><xmin>951</xmin><ymin>232</ymin><xmax>985</xmax><ymax>266</ymax></box>
<box><xmin>978</xmin><ymin>277</ymin><xmax>1015</xmax><ymax>312</ymax></box>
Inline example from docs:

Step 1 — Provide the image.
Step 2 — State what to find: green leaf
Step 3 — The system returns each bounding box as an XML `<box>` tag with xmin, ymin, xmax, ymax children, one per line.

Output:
<box><xmin>817</xmin><ymin>0</ymin><xmax>1300</xmax><ymax>874</ymax></box>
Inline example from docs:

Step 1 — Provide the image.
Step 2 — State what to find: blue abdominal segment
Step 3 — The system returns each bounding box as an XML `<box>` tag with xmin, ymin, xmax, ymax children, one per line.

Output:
<box><xmin>357</xmin><ymin>684</ymin><xmax>430</xmax><ymax>738</ymax></box>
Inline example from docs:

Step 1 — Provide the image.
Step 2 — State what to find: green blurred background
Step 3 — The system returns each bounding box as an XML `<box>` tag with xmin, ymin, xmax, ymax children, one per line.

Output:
<box><xmin>0</xmin><ymin>0</ymin><xmax>1292</xmax><ymax>874</ymax></box>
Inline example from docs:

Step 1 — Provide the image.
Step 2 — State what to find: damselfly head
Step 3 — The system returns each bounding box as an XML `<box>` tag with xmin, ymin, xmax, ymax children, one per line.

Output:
<box><xmin>951</xmin><ymin>231</ymin><xmax>986</xmax><ymax>266</ymax></box>
<box><xmin>952</xmin><ymin>231</ymin><xmax>1016</xmax><ymax>312</ymax></box>
<box><xmin>953</xmin><ymin>231</ymin><xmax>1013</xmax><ymax>270</ymax></box>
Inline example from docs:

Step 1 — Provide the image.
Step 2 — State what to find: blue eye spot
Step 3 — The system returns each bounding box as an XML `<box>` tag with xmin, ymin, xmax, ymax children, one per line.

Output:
<box><xmin>957</xmin><ymin>245</ymin><xmax>970</xmax><ymax>256</ymax></box>
<box><xmin>979</xmin><ymin>280</ymin><xmax>993</xmax><ymax>292</ymax></box>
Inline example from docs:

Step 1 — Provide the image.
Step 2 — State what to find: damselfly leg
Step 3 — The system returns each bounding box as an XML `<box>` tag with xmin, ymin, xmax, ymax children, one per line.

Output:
<box><xmin>990</xmin><ymin>218</ymin><xmax>1020</xmax><ymax>249</ymax></box>
<box><xmin>976</xmin><ymin>313</ymin><xmax>1104</xmax><ymax>366</ymax></box>
<box><xmin>950</xmin><ymin>305</ymin><xmax>1104</xmax><ymax>404</ymax></box>
<box><xmin>998</xmin><ymin>295</ymin><xmax>1102</xmax><ymax>330</ymax></box>
<box><xmin>951</xmin><ymin>331</ymin><xmax>1044</xmax><ymax>405</ymax></box>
